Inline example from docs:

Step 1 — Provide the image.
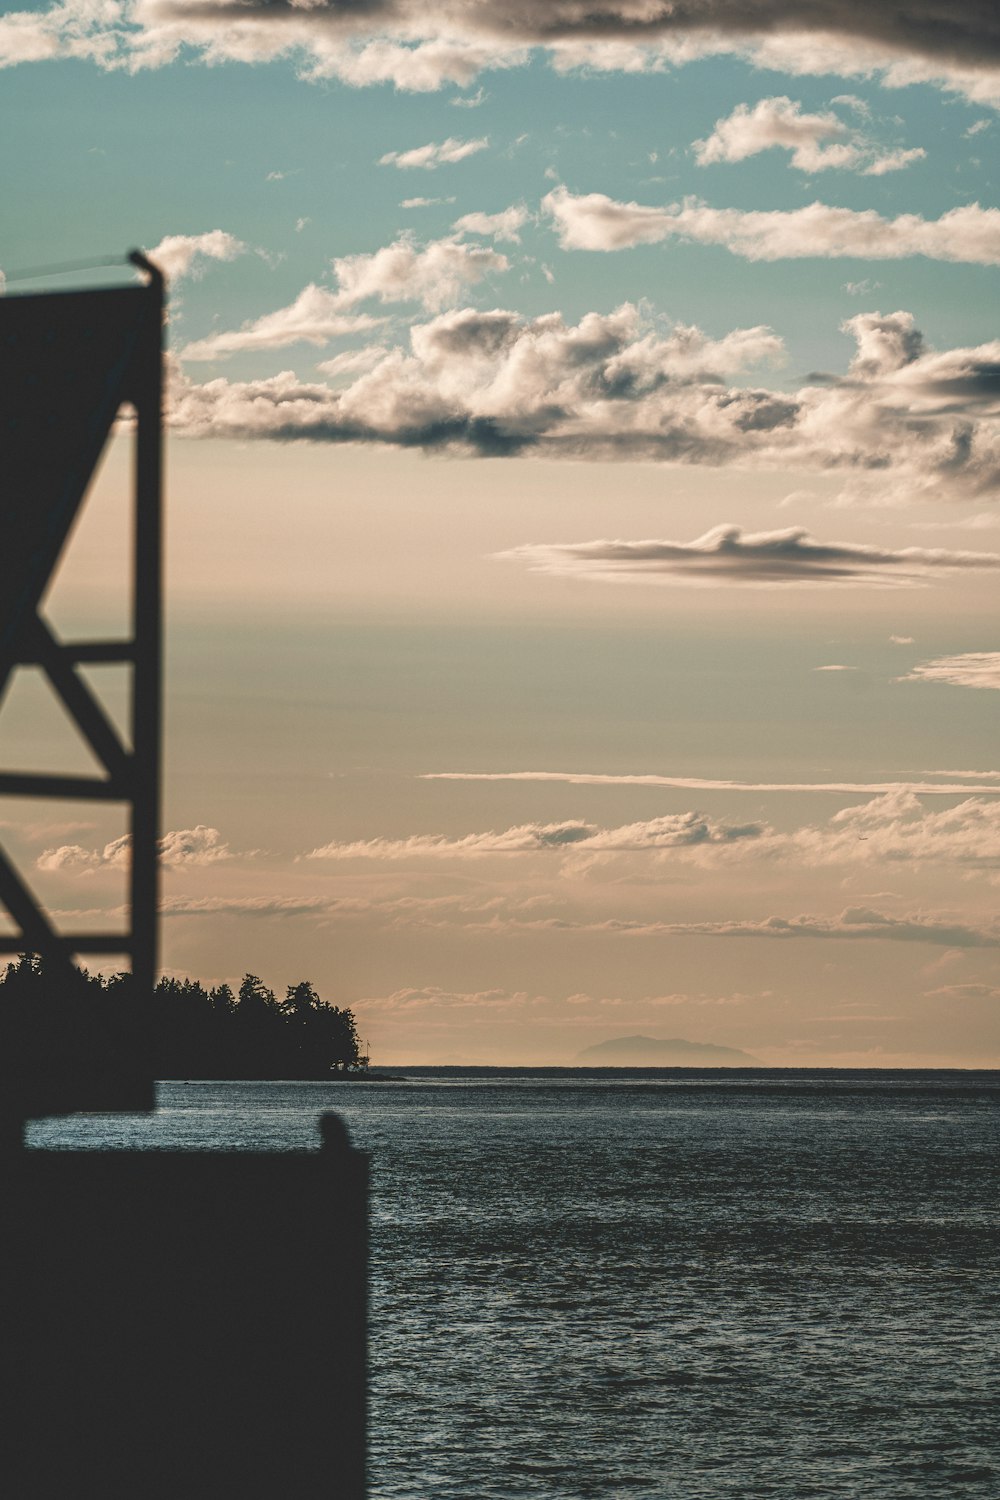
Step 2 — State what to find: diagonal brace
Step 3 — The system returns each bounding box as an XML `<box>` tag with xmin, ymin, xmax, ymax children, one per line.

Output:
<box><xmin>0</xmin><ymin>843</ymin><xmax>75</xmax><ymax>972</ymax></box>
<box><xmin>26</xmin><ymin>617</ymin><xmax>132</xmax><ymax>788</ymax></box>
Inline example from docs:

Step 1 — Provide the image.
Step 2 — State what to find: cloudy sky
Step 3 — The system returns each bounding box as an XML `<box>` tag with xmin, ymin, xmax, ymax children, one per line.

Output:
<box><xmin>3</xmin><ymin>0</ymin><xmax>1000</xmax><ymax>1064</ymax></box>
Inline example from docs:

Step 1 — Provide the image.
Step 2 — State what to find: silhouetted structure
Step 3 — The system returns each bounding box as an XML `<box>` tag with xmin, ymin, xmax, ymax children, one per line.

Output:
<box><xmin>0</xmin><ymin>254</ymin><xmax>163</xmax><ymax>1118</ymax></box>
<box><xmin>4</xmin><ymin>1113</ymin><xmax>367</xmax><ymax>1500</ymax></box>
<box><xmin>1</xmin><ymin>261</ymin><xmax>367</xmax><ymax>1497</ymax></box>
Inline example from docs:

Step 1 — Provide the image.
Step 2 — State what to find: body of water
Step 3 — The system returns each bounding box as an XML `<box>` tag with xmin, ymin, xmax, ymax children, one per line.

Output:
<box><xmin>27</xmin><ymin>1070</ymin><xmax>1000</xmax><ymax>1499</ymax></box>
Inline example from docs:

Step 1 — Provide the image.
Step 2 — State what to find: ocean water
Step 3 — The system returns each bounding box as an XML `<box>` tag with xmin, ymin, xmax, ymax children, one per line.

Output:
<box><xmin>27</xmin><ymin>1070</ymin><xmax>1000</xmax><ymax>1499</ymax></box>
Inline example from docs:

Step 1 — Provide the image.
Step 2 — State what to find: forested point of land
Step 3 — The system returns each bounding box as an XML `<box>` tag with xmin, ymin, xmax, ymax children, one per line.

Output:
<box><xmin>0</xmin><ymin>955</ymin><xmax>364</xmax><ymax>1080</ymax></box>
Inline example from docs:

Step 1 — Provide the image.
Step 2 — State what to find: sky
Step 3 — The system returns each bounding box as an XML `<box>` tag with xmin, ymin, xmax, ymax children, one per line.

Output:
<box><xmin>2</xmin><ymin>0</ymin><xmax>1000</xmax><ymax>1065</ymax></box>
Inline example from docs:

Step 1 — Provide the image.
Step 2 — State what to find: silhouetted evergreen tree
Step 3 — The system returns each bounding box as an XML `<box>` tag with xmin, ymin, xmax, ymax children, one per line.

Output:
<box><xmin>0</xmin><ymin>959</ymin><xmax>363</xmax><ymax>1081</ymax></box>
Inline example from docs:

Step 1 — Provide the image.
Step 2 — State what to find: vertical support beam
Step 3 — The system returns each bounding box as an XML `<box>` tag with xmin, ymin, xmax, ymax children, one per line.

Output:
<box><xmin>129</xmin><ymin>255</ymin><xmax>163</xmax><ymax>1008</ymax></box>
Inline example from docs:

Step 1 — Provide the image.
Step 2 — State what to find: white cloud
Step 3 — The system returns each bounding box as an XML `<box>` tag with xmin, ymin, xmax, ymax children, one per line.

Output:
<box><xmin>296</xmin><ymin>792</ymin><xmax>1000</xmax><ymax>893</ymax></box>
<box><xmin>452</xmin><ymin>204</ymin><xmax>530</xmax><ymax>242</ymax></box>
<box><xmin>653</xmin><ymin>907</ymin><xmax>1000</xmax><ymax>947</ymax></box>
<box><xmin>379</xmin><ymin>136</ymin><xmax>488</xmax><ymax>170</ymax></box>
<box><xmin>694</xmin><ymin>97</ymin><xmax>925</xmax><ymax>175</ymax></box>
<box><xmin>925</xmin><ymin>982</ymin><xmax>1000</xmax><ymax>1000</ymax></box>
<box><xmin>928</xmin><ymin>769</ymin><xmax>1000</xmax><ymax>780</ymax></box>
<box><xmin>358</xmin><ymin>986</ymin><xmax>540</xmax><ymax>1012</ymax></box>
<box><xmin>330</xmin><ymin>234</ymin><xmax>509</xmax><ymax>310</ymax></box>
<box><xmin>13</xmin><ymin>2</ymin><xmax>1000</xmax><ymax>108</ymax></box>
<box><xmin>498</xmin><ymin>526</ymin><xmax>1000</xmax><ymax>589</ymax></box>
<box><xmin>37</xmin><ymin>825</ymin><xmax>235</xmax><ymax>873</ymax></box>
<box><xmin>144</xmin><ymin>229</ymin><xmax>246</xmax><ymax>282</ymax></box>
<box><xmin>899</xmin><ymin>651</ymin><xmax>1000</xmax><ymax>690</ymax></box>
<box><xmin>305</xmin><ymin>812</ymin><xmax>763</xmax><ymax>861</ymax></box>
<box><xmin>180</xmin><ymin>286</ymin><xmax>381</xmax><ymax>360</ymax></box>
<box><xmin>543</xmin><ymin>187</ymin><xmax>1000</xmax><ymax>264</ymax></box>
<box><xmin>401</xmin><ymin>195</ymin><xmax>456</xmax><ymax>208</ymax></box>
<box><xmin>422</xmin><ymin>771</ymin><xmax>1000</xmax><ymax>796</ymax></box>
<box><xmin>169</xmin><ymin>303</ymin><xmax>1000</xmax><ymax>504</ymax></box>
<box><xmin>180</xmin><ymin>235</ymin><xmax>509</xmax><ymax>359</ymax></box>
<box><xmin>159</xmin><ymin>894</ymin><xmax>336</xmax><ymax>918</ymax></box>
<box><xmin>316</xmin><ymin>346</ymin><xmax>389</xmax><ymax>379</ymax></box>
<box><xmin>863</xmin><ymin>146</ymin><xmax>926</xmax><ymax>175</ymax></box>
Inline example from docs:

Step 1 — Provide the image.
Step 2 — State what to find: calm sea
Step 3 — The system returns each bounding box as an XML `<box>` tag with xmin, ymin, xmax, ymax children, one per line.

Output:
<box><xmin>27</xmin><ymin>1070</ymin><xmax>1000</xmax><ymax>1499</ymax></box>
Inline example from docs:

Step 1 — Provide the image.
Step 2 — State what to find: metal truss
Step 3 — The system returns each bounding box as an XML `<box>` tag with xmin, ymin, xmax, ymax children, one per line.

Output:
<box><xmin>0</xmin><ymin>253</ymin><xmax>163</xmax><ymax>1114</ymax></box>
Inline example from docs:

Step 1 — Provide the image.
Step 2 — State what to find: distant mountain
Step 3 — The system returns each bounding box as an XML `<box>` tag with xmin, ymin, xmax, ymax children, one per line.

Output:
<box><xmin>576</xmin><ymin>1034</ymin><xmax>761</xmax><ymax>1066</ymax></box>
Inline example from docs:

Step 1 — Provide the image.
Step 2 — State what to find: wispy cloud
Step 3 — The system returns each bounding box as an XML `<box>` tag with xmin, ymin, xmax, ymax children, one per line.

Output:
<box><xmin>925</xmin><ymin>982</ymin><xmax>1000</xmax><ymax>1000</ymax></box>
<box><xmin>180</xmin><ymin>235</ymin><xmax>509</xmax><ymax>358</ymax></box>
<box><xmin>422</xmin><ymin>772</ymin><xmax>1000</xmax><ymax>796</ymax></box>
<box><xmin>379</xmin><ymin>136</ymin><xmax>488</xmax><ymax>170</ymax></box>
<box><xmin>498</xmin><ymin>526</ymin><xmax>1000</xmax><ymax>589</ymax></box>
<box><xmin>37</xmin><ymin>826</ymin><xmax>237</xmax><ymax>873</ymax></box>
<box><xmin>305</xmin><ymin>812</ymin><xmax>763</xmax><ymax>861</ymax></box>
<box><xmin>181</xmin><ymin>287</ymin><xmax>381</xmax><ymax>360</ymax></box>
<box><xmin>899</xmin><ymin>651</ymin><xmax>1000</xmax><ymax>690</ymax></box>
<box><xmin>452</xmin><ymin>204</ymin><xmax>530</xmax><ymax>242</ymax></box>
<box><xmin>649</xmin><ymin>908</ymin><xmax>1000</xmax><ymax>948</ymax></box>
<box><xmin>543</xmin><ymin>187</ymin><xmax>1000</xmax><ymax>264</ymax></box>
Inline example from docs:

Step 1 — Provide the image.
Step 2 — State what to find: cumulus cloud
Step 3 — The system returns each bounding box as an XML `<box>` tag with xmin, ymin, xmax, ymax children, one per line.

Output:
<box><xmin>694</xmin><ymin>96</ymin><xmax>926</xmax><ymax>174</ymax></box>
<box><xmin>144</xmin><ymin>229</ymin><xmax>246</xmax><ymax>282</ymax></box>
<box><xmin>305</xmin><ymin>812</ymin><xmax>763</xmax><ymax>861</ymax></box>
<box><xmin>791</xmin><ymin>791</ymin><xmax>1000</xmax><ymax>869</ymax></box>
<box><xmin>899</xmin><ymin>651</ymin><xmax>1000</xmax><ymax>690</ymax></box>
<box><xmin>302</xmin><ymin>793</ymin><xmax>1000</xmax><ymax>881</ymax></box>
<box><xmin>543</xmin><ymin>187</ymin><xmax>1000</xmax><ymax>264</ymax></box>
<box><xmin>329</xmin><ymin>234</ymin><xmax>509</xmax><ymax>311</ymax></box>
<box><xmin>169</xmin><ymin>302</ymin><xmax>1000</xmax><ymax>503</ymax></box>
<box><xmin>180</xmin><ymin>236</ymin><xmax>508</xmax><ymax>359</ymax></box>
<box><xmin>499</xmin><ymin>526</ymin><xmax>1000</xmax><ymax>588</ymax></box>
<box><xmin>181</xmin><ymin>286</ymin><xmax>381</xmax><ymax>360</ymax></box>
<box><xmin>452</xmin><ymin>204</ymin><xmax>530</xmax><ymax>242</ymax></box>
<box><xmin>864</xmin><ymin>147</ymin><xmax>926</xmax><ymax>175</ymax></box>
<box><xmin>37</xmin><ymin>825</ymin><xmax>235</xmax><ymax>873</ymax></box>
<box><xmin>379</xmin><ymin>136</ymin><xmax>488</xmax><ymax>169</ymax></box>
<box><xmin>12</xmin><ymin>2</ymin><xmax>1000</xmax><ymax>107</ymax></box>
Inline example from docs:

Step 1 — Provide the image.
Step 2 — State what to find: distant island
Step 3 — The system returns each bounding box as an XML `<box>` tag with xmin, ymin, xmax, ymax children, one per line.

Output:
<box><xmin>576</xmin><ymin>1035</ymin><xmax>761</xmax><ymax>1066</ymax></box>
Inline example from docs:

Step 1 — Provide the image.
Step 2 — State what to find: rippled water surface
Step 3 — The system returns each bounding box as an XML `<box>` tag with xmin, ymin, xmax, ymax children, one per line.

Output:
<box><xmin>29</xmin><ymin>1071</ymin><xmax>1000</xmax><ymax>1499</ymax></box>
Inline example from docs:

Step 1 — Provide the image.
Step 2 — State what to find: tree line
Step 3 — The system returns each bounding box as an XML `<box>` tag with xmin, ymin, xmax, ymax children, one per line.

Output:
<box><xmin>0</xmin><ymin>955</ymin><xmax>364</xmax><ymax>1080</ymax></box>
